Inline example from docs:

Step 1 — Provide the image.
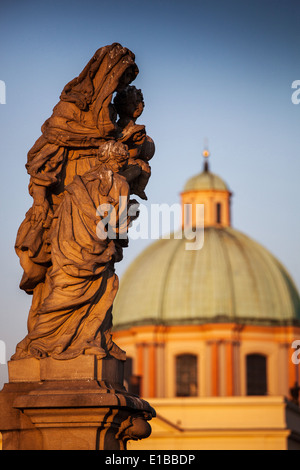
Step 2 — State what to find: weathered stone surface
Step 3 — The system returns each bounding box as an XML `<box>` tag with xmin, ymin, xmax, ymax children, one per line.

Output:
<box><xmin>8</xmin><ymin>355</ymin><xmax>125</xmax><ymax>385</ymax></box>
<box><xmin>0</xmin><ymin>378</ymin><xmax>154</xmax><ymax>450</ymax></box>
<box><xmin>1</xmin><ymin>356</ymin><xmax>155</xmax><ymax>449</ymax></box>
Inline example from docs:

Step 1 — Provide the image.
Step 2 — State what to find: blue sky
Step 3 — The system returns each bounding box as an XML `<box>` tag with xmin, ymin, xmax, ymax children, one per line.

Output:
<box><xmin>0</xmin><ymin>0</ymin><xmax>299</xmax><ymax>385</ymax></box>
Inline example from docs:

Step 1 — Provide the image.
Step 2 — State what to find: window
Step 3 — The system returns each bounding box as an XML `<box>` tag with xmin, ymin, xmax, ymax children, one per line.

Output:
<box><xmin>124</xmin><ymin>356</ymin><xmax>141</xmax><ymax>395</ymax></box>
<box><xmin>176</xmin><ymin>354</ymin><xmax>198</xmax><ymax>397</ymax></box>
<box><xmin>246</xmin><ymin>353</ymin><xmax>267</xmax><ymax>396</ymax></box>
<box><xmin>216</xmin><ymin>203</ymin><xmax>222</xmax><ymax>224</ymax></box>
<box><xmin>184</xmin><ymin>204</ymin><xmax>191</xmax><ymax>228</ymax></box>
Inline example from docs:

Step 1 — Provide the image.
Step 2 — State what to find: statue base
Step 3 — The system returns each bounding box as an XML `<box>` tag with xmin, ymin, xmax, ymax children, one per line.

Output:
<box><xmin>0</xmin><ymin>356</ymin><xmax>155</xmax><ymax>450</ymax></box>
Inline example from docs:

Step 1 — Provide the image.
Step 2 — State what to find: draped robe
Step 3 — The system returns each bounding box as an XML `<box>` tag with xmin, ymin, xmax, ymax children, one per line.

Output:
<box><xmin>13</xmin><ymin>165</ymin><xmax>129</xmax><ymax>360</ymax></box>
<box><xmin>12</xmin><ymin>43</ymin><xmax>152</xmax><ymax>361</ymax></box>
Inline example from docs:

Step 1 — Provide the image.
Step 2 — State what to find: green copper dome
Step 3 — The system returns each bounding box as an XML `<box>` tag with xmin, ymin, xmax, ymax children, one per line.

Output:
<box><xmin>113</xmin><ymin>227</ymin><xmax>300</xmax><ymax>329</ymax></box>
<box><xmin>183</xmin><ymin>170</ymin><xmax>229</xmax><ymax>192</ymax></box>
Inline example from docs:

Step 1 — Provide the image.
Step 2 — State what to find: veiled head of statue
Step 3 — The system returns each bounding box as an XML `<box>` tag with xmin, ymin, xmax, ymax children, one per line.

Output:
<box><xmin>60</xmin><ymin>43</ymin><xmax>139</xmax><ymax>111</ymax></box>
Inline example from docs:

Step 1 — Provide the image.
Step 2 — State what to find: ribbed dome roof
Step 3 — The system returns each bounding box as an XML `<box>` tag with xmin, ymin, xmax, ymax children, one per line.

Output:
<box><xmin>183</xmin><ymin>170</ymin><xmax>229</xmax><ymax>192</ymax></box>
<box><xmin>113</xmin><ymin>227</ymin><xmax>300</xmax><ymax>329</ymax></box>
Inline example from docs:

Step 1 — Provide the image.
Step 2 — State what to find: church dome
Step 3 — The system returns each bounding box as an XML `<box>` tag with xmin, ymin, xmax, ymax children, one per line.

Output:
<box><xmin>113</xmin><ymin>227</ymin><xmax>300</xmax><ymax>329</ymax></box>
<box><xmin>184</xmin><ymin>170</ymin><xmax>229</xmax><ymax>192</ymax></box>
<box><xmin>114</xmin><ymin>152</ymin><xmax>300</xmax><ymax>332</ymax></box>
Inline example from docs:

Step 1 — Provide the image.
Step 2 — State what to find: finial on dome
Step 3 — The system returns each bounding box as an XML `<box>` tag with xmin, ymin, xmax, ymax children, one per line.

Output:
<box><xmin>202</xmin><ymin>146</ymin><xmax>210</xmax><ymax>172</ymax></box>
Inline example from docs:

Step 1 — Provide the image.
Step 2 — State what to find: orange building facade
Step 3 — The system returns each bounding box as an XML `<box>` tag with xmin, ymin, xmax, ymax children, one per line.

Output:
<box><xmin>114</xmin><ymin>323</ymin><xmax>300</xmax><ymax>400</ymax></box>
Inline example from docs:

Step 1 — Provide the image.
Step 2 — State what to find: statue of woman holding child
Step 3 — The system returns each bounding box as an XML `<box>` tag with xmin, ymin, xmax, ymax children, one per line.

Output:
<box><xmin>12</xmin><ymin>43</ymin><xmax>154</xmax><ymax>361</ymax></box>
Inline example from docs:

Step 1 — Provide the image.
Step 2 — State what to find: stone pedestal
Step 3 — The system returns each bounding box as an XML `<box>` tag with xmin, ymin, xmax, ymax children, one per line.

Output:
<box><xmin>0</xmin><ymin>356</ymin><xmax>155</xmax><ymax>450</ymax></box>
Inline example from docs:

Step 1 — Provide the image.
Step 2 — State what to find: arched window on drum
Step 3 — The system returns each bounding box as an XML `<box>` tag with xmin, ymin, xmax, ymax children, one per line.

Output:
<box><xmin>175</xmin><ymin>354</ymin><xmax>198</xmax><ymax>397</ymax></box>
<box><xmin>246</xmin><ymin>353</ymin><xmax>267</xmax><ymax>396</ymax></box>
<box><xmin>124</xmin><ymin>356</ymin><xmax>142</xmax><ymax>396</ymax></box>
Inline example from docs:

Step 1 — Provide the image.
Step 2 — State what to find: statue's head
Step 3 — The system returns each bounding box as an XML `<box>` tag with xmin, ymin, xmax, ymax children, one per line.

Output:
<box><xmin>40</xmin><ymin>44</ymin><xmax>140</xmax><ymax>147</ymax></box>
<box><xmin>98</xmin><ymin>140</ymin><xmax>129</xmax><ymax>172</ymax></box>
<box><xmin>60</xmin><ymin>44</ymin><xmax>139</xmax><ymax>112</ymax></box>
<box><xmin>114</xmin><ymin>86</ymin><xmax>144</xmax><ymax>120</ymax></box>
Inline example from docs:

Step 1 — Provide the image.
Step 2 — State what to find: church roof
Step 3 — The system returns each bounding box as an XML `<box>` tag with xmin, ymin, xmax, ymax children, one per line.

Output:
<box><xmin>113</xmin><ymin>227</ymin><xmax>300</xmax><ymax>329</ymax></box>
<box><xmin>183</xmin><ymin>169</ymin><xmax>229</xmax><ymax>192</ymax></box>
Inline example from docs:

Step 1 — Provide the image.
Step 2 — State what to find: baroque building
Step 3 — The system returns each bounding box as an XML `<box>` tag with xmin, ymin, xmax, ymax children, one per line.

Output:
<box><xmin>113</xmin><ymin>151</ymin><xmax>300</xmax><ymax>450</ymax></box>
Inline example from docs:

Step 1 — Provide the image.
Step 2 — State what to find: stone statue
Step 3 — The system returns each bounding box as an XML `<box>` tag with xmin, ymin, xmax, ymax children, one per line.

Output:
<box><xmin>12</xmin><ymin>43</ymin><xmax>155</xmax><ymax>361</ymax></box>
